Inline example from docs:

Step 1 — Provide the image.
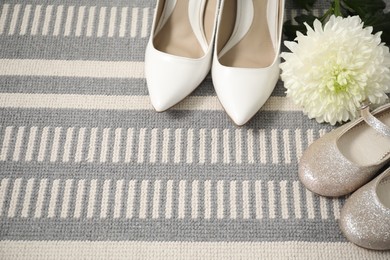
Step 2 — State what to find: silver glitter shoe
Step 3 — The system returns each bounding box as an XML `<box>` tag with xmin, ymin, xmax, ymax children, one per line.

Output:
<box><xmin>299</xmin><ymin>102</ymin><xmax>390</xmax><ymax>197</ymax></box>
<box><xmin>339</xmin><ymin>167</ymin><xmax>390</xmax><ymax>250</ymax></box>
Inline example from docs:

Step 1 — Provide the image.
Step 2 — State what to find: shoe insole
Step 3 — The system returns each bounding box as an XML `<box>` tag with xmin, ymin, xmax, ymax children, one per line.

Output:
<box><xmin>338</xmin><ymin>111</ymin><xmax>390</xmax><ymax>166</ymax></box>
<box><xmin>153</xmin><ymin>0</ymin><xmax>216</xmax><ymax>59</ymax></box>
<box><xmin>219</xmin><ymin>0</ymin><xmax>276</xmax><ymax>68</ymax></box>
<box><xmin>377</xmin><ymin>174</ymin><xmax>390</xmax><ymax>208</ymax></box>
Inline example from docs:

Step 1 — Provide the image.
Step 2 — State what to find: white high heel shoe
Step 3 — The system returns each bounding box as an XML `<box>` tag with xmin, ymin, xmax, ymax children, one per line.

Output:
<box><xmin>212</xmin><ymin>0</ymin><xmax>285</xmax><ymax>125</ymax></box>
<box><xmin>145</xmin><ymin>0</ymin><xmax>219</xmax><ymax>112</ymax></box>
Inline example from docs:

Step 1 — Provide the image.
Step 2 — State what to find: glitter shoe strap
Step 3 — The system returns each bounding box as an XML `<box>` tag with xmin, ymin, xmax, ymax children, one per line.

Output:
<box><xmin>360</xmin><ymin>102</ymin><xmax>390</xmax><ymax>138</ymax></box>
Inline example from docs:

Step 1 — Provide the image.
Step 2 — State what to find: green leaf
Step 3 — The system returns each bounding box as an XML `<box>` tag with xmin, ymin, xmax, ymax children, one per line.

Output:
<box><xmin>293</xmin><ymin>14</ymin><xmax>319</xmax><ymax>24</ymax></box>
<box><xmin>342</xmin><ymin>0</ymin><xmax>386</xmax><ymax>16</ymax></box>
<box><xmin>293</xmin><ymin>0</ymin><xmax>317</xmax><ymax>11</ymax></box>
<box><xmin>283</xmin><ymin>14</ymin><xmax>319</xmax><ymax>41</ymax></box>
<box><xmin>341</xmin><ymin>0</ymin><xmax>390</xmax><ymax>45</ymax></box>
<box><xmin>362</xmin><ymin>12</ymin><xmax>390</xmax><ymax>46</ymax></box>
<box><xmin>284</xmin><ymin>0</ymin><xmax>390</xmax><ymax>46</ymax></box>
<box><xmin>283</xmin><ymin>21</ymin><xmax>305</xmax><ymax>41</ymax></box>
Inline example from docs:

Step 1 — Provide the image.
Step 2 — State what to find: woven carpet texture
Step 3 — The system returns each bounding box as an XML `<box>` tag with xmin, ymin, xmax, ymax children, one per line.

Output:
<box><xmin>0</xmin><ymin>0</ymin><xmax>389</xmax><ymax>259</ymax></box>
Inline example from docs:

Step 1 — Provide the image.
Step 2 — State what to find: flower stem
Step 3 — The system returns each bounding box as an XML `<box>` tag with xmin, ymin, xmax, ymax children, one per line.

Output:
<box><xmin>334</xmin><ymin>0</ymin><xmax>342</xmax><ymax>16</ymax></box>
<box><xmin>320</xmin><ymin>8</ymin><xmax>333</xmax><ymax>22</ymax></box>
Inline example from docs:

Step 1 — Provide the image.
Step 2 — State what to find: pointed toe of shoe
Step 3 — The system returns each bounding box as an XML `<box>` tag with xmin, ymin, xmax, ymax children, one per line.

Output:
<box><xmin>149</xmin><ymin>93</ymin><xmax>173</xmax><ymax>112</ymax></box>
<box><xmin>146</xmin><ymin>71</ymin><xmax>191</xmax><ymax>112</ymax></box>
<box><xmin>212</xmin><ymin>62</ymin><xmax>280</xmax><ymax>125</ymax></box>
<box><xmin>147</xmin><ymin>80</ymin><xmax>187</xmax><ymax>112</ymax></box>
<box><xmin>229</xmin><ymin>111</ymin><xmax>253</xmax><ymax>126</ymax></box>
<box><xmin>217</xmin><ymin>93</ymin><xmax>263</xmax><ymax>126</ymax></box>
<box><xmin>145</xmin><ymin>44</ymin><xmax>212</xmax><ymax>112</ymax></box>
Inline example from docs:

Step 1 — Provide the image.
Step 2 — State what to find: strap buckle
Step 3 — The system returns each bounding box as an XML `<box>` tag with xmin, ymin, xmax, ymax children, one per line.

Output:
<box><xmin>359</xmin><ymin>100</ymin><xmax>372</xmax><ymax>110</ymax></box>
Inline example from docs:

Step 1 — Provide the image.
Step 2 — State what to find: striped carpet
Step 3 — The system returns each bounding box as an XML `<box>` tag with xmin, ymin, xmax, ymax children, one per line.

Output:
<box><xmin>0</xmin><ymin>0</ymin><xmax>389</xmax><ymax>259</ymax></box>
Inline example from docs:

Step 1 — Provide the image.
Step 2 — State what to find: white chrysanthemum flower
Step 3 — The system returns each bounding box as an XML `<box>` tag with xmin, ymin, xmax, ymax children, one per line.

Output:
<box><xmin>280</xmin><ymin>15</ymin><xmax>390</xmax><ymax>125</ymax></box>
